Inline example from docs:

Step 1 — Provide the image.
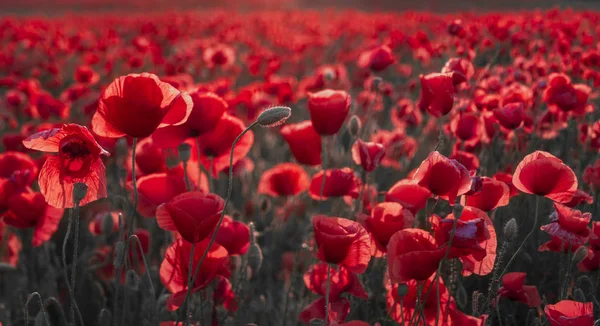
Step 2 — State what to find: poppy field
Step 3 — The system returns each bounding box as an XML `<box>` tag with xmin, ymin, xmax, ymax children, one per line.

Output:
<box><xmin>2</xmin><ymin>5</ymin><xmax>600</xmax><ymax>326</ymax></box>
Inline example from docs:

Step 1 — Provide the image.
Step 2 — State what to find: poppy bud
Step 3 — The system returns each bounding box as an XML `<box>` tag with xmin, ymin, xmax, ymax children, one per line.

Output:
<box><xmin>573</xmin><ymin>288</ymin><xmax>586</xmax><ymax>302</ymax></box>
<box><xmin>397</xmin><ymin>283</ymin><xmax>409</xmax><ymax>297</ymax></box>
<box><xmin>348</xmin><ymin>115</ymin><xmax>361</xmax><ymax>137</ymax></box>
<box><xmin>101</xmin><ymin>213</ymin><xmax>115</xmax><ymax>235</ymax></box>
<box><xmin>177</xmin><ymin>143</ymin><xmax>192</xmax><ymax>162</ymax></box>
<box><xmin>247</xmin><ymin>243</ymin><xmax>263</xmax><ymax>273</ymax></box>
<box><xmin>573</xmin><ymin>246</ymin><xmax>588</xmax><ymax>264</ymax></box>
<box><xmin>323</xmin><ymin>68</ymin><xmax>335</xmax><ymax>81</ymax></box>
<box><xmin>248</xmin><ymin>222</ymin><xmax>257</xmax><ymax>245</ymax></box>
<box><xmin>125</xmin><ymin>269</ymin><xmax>139</xmax><ymax>291</ymax></box>
<box><xmin>257</xmin><ymin>106</ymin><xmax>291</xmax><ymax>128</ymax></box>
<box><xmin>113</xmin><ymin>241</ymin><xmax>125</xmax><ymax>268</ymax></box>
<box><xmin>259</xmin><ymin>197</ymin><xmax>271</xmax><ymax>214</ymax></box>
<box><xmin>456</xmin><ymin>285</ymin><xmax>468</xmax><ymax>309</ymax></box>
<box><xmin>472</xmin><ymin>291</ymin><xmax>483</xmax><ymax>315</ymax></box>
<box><xmin>371</xmin><ymin>76</ymin><xmax>383</xmax><ymax>91</ymax></box>
<box><xmin>453</xmin><ymin>203</ymin><xmax>464</xmax><ymax>219</ymax></box>
<box><xmin>504</xmin><ymin>218</ymin><xmax>518</xmax><ymax>242</ymax></box>
<box><xmin>309</xmin><ymin>319</ymin><xmax>325</xmax><ymax>326</ymax></box>
<box><xmin>73</xmin><ymin>182</ymin><xmax>89</xmax><ymax>204</ymax></box>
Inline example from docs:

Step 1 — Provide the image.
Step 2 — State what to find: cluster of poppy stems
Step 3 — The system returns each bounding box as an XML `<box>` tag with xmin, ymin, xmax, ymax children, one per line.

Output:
<box><xmin>1</xmin><ymin>7</ymin><xmax>600</xmax><ymax>326</ymax></box>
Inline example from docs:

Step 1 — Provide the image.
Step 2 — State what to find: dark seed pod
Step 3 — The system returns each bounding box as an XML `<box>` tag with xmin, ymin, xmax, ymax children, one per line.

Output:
<box><xmin>247</xmin><ymin>243</ymin><xmax>263</xmax><ymax>273</ymax></box>
<box><xmin>101</xmin><ymin>213</ymin><xmax>115</xmax><ymax>235</ymax></box>
<box><xmin>73</xmin><ymin>182</ymin><xmax>89</xmax><ymax>204</ymax></box>
<box><xmin>113</xmin><ymin>241</ymin><xmax>125</xmax><ymax>268</ymax></box>
<box><xmin>125</xmin><ymin>270</ymin><xmax>139</xmax><ymax>291</ymax></box>
<box><xmin>504</xmin><ymin>218</ymin><xmax>518</xmax><ymax>242</ymax></box>
<box><xmin>397</xmin><ymin>283</ymin><xmax>409</xmax><ymax>297</ymax></box>
<box><xmin>348</xmin><ymin>115</ymin><xmax>361</xmax><ymax>137</ymax></box>
<box><xmin>573</xmin><ymin>246</ymin><xmax>588</xmax><ymax>264</ymax></box>
<box><xmin>371</xmin><ymin>76</ymin><xmax>383</xmax><ymax>91</ymax></box>
<box><xmin>248</xmin><ymin>222</ymin><xmax>257</xmax><ymax>245</ymax></box>
<box><xmin>573</xmin><ymin>288</ymin><xmax>586</xmax><ymax>302</ymax></box>
<box><xmin>177</xmin><ymin>143</ymin><xmax>192</xmax><ymax>162</ymax></box>
<box><xmin>257</xmin><ymin>106</ymin><xmax>291</xmax><ymax>127</ymax></box>
<box><xmin>259</xmin><ymin>197</ymin><xmax>271</xmax><ymax>214</ymax></box>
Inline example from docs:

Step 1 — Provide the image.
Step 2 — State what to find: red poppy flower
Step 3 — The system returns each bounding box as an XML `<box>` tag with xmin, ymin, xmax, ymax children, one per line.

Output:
<box><xmin>418</xmin><ymin>72</ymin><xmax>455</xmax><ymax>117</ymax></box>
<box><xmin>387</xmin><ymin>228</ymin><xmax>446</xmax><ymax>282</ymax></box>
<box><xmin>0</xmin><ymin>151</ymin><xmax>38</xmax><ymax>210</ymax></box>
<box><xmin>357</xmin><ymin>45</ymin><xmax>395</xmax><ymax>72</ymax></box>
<box><xmin>543</xmin><ymin>73</ymin><xmax>591</xmax><ymax>114</ymax></box>
<box><xmin>562</xmin><ymin>189</ymin><xmax>594</xmax><ymax>207</ymax></box>
<box><xmin>191</xmin><ymin>114</ymin><xmax>254</xmax><ymax>177</ymax></box>
<box><xmin>386</xmin><ymin>275</ymin><xmax>449</xmax><ymax>325</ymax></box>
<box><xmin>160</xmin><ymin>238</ymin><xmax>230</xmax><ymax>311</ymax></box>
<box><xmin>309</xmin><ymin>168</ymin><xmax>361</xmax><ymax>200</ymax></box>
<box><xmin>22</xmin><ymin>124</ymin><xmax>109</xmax><ymax>208</ymax></box>
<box><xmin>150</xmin><ymin>92</ymin><xmax>227</xmax><ymax>148</ymax></box>
<box><xmin>307</xmin><ymin>89</ymin><xmax>351</xmax><ymax>136</ymax></box>
<box><xmin>441</xmin><ymin>57</ymin><xmax>474</xmax><ymax>85</ymax></box>
<box><xmin>351</xmin><ymin>139</ymin><xmax>386</xmax><ymax>172</ymax></box>
<box><xmin>134</xmin><ymin>173</ymin><xmax>189</xmax><ymax>218</ymax></box>
<box><xmin>299</xmin><ymin>297</ymin><xmax>350</xmax><ymax>326</ymax></box>
<box><xmin>156</xmin><ymin>191</ymin><xmax>225</xmax><ymax>244</ymax></box>
<box><xmin>361</xmin><ymin>202</ymin><xmax>414</xmax><ymax>255</ymax></box>
<box><xmin>312</xmin><ymin>215</ymin><xmax>371</xmax><ymax>274</ymax></box>
<box><xmin>0</xmin><ymin>221</ymin><xmax>21</xmax><ymax>267</ymax></box>
<box><xmin>1</xmin><ymin>191</ymin><xmax>63</xmax><ymax>247</ymax></box>
<box><xmin>212</xmin><ymin>275</ymin><xmax>237</xmax><ymax>312</ymax></box>
<box><xmin>303</xmin><ymin>263</ymin><xmax>368</xmax><ymax>300</ymax></box>
<box><xmin>280</xmin><ymin>121</ymin><xmax>322</xmax><ymax>166</ymax></box>
<box><xmin>497</xmin><ymin>272</ymin><xmax>542</xmax><ymax>308</ymax></box>
<box><xmin>579</xmin><ymin>222</ymin><xmax>600</xmax><ymax>272</ymax></box>
<box><xmin>385</xmin><ymin>179</ymin><xmax>432</xmax><ymax>214</ymax></box>
<box><xmin>211</xmin><ymin>215</ymin><xmax>250</xmax><ymax>256</ymax></box>
<box><xmin>544</xmin><ymin>300</ymin><xmax>593</xmax><ymax>326</ymax></box>
<box><xmin>493</xmin><ymin>171</ymin><xmax>519</xmax><ymax>198</ymax></box>
<box><xmin>370</xmin><ymin>129</ymin><xmax>417</xmax><ymax>170</ymax></box>
<box><xmin>493</xmin><ymin>103</ymin><xmax>525</xmax><ymax>130</ymax></box>
<box><xmin>93</xmin><ymin>73</ymin><xmax>193</xmax><ymax>139</ymax></box>
<box><xmin>539</xmin><ymin>236</ymin><xmax>582</xmax><ymax>253</ymax></box>
<box><xmin>74</xmin><ymin>65</ymin><xmax>99</xmax><ymax>85</ymax></box>
<box><xmin>512</xmin><ymin>151</ymin><xmax>577</xmax><ymax>203</ymax></box>
<box><xmin>465</xmin><ymin>177</ymin><xmax>510</xmax><ymax>211</ymax></box>
<box><xmin>203</xmin><ymin>44</ymin><xmax>236</xmax><ymax>68</ymax></box>
<box><xmin>540</xmin><ymin>203</ymin><xmax>591</xmax><ymax>247</ymax></box>
<box><xmin>257</xmin><ymin>163</ymin><xmax>309</xmax><ymax>197</ymax></box>
<box><xmin>450</xmin><ymin>151</ymin><xmax>480</xmax><ymax>172</ymax></box>
<box><xmin>412</xmin><ymin>151</ymin><xmax>471</xmax><ymax>203</ymax></box>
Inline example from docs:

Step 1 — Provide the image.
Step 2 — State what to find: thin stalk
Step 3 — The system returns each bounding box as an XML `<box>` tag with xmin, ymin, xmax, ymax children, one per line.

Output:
<box><xmin>182</xmin><ymin>159</ymin><xmax>192</xmax><ymax>191</ymax></box>
<box><xmin>434</xmin><ymin>213</ymin><xmax>460</xmax><ymax>326</ymax></box>
<box><xmin>325</xmin><ymin>264</ymin><xmax>332</xmax><ymax>323</ymax></box>
<box><xmin>62</xmin><ymin>206</ymin><xmax>84</xmax><ymax>326</ymax></box>
<box><xmin>185</xmin><ymin>244</ymin><xmax>196</xmax><ymax>326</ymax></box>
<box><xmin>319</xmin><ymin>136</ymin><xmax>328</xmax><ymax>201</ymax></box>
<box><xmin>176</xmin><ymin>121</ymin><xmax>258</xmax><ymax>326</ymax></box>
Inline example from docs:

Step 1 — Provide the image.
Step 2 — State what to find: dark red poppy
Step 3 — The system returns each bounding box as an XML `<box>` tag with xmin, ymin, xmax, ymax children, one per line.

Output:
<box><xmin>303</xmin><ymin>263</ymin><xmax>368</xmax><ymax>300</ymax></box>
<box><xmin>544</xmin><ymin>300</ymin><xmax>593</xmax><ymax>326</ymax></box>
<box><xmin>88</xmin><ymin>211</ymin><xmax>120</xmax><ymax>236</ymax></box>
<box><xmin>465</xmin><ymin>177</ymin><xmax>510</xmax><ymax>211</ymax></box>
<box><xmin>257</xmin><ymin>163</ymin><xmax>309</xmax><ymax>197</ymax></box>
<box><xmin>447</xmin><ymin>19</ymin><xmax>466</xmax><ymax>38</ymax></box>
<box><xmin>450</xmin><ymin>151</ymin><xmax>480</xmax><ymax>172</ymax></box>
<box><xmin>309</xmin><ymin>168</ymin><xmax>361</xmax><ymax>200</ymax></box>
<box><xmin>562</xmin><ymin>189</ymin><xmax>594</xmax><ymax>207</ymax></box>
<box><xmin>418</xmin><ymin>72</ymin><xmax>455</xmax><ymax>117</ymax></box>
<box><xmin>212</xmin><ymin>275</ymin><xmax>237</xmax><ymax>313</ymax></box>
<box><xmin>493</xmin><ymin>103</ymin><xmax>525</xmax><ymax>130</ymax></box>
<box><xmin>22</xmin><ymin>124</ymin><xmax>109</xmax><ymax>208</ymax></box>
<box><xmin>312</xmin><ymin>215</ymin><xmax>371</xmax><ymax>274</ymax></box>
<box><xmin>351</xmin><ymin>139</ymin><xmax>385</xmax><ymax>172</ymax></box>
<box><xmin>2</xmin><ymin>191</ymin><xmax>63</xmax><ymax>247</ymax></box>
<box><xmin>211</xmin><ymin>215</ymin><xmax>250</xmax><ymax>256</ymax></box>
<box><xmin>191</xmin><ymin>114</ymin><xmax>254</xmax><ymax>177</ymax></box>
<box><xmin>307</xmin><ymin>89</ymin><xmax>351</xmax><ymax>136</ymax></box>
<box><xmin>203</xmin><ymin>44</ymin><xmax>236</xmax><ymax>68</ymax></box>
<box><xmin>450</xmin><ymin>112</ymin><xmax>481</xmax><ymax>142</ymax></box>
<box><xmin>361</xmin><ymin>202</ymin><xmax>414</xmax><ymax>256</ymax></box>
<box><xmin>26</xmin><ymin>91</ymin><xmax>70</xmax><ymax>120</ymax></box>
<box><xmin>512</xmin><ymin>151</ymin><xmax>578</xmax><ymax>203</ymax></box>
<box><xmin>156</xmin><ymin>191</ymin><xmax>225</xmax><ymax>244</ymax></box>
<box><xmin>385</xmin><ymin>179</ymin><xmax>432</xmax><ymax>214</ymax></box>
<box><xmin>412</xmin><ymin>151</ymin><xmax>471</xmax><ymax>203</ymax></box>
<box><xmin>540</xmin><ymin>203</ymin><xmax>591</xmax><ymax>247</ymax></box>
<box><xmin>497</xmin><ymin>272</ymin><xmax>542</xmax><ymax>308</ymax></box>
<box><xmin>280</xmin><ymin>121</ymin><xmax>322</xmax><ymax>166</ymax></box>
<box><xmin>299</xmin><ymin>297</ymin><xmax>350</xmax><ymax>326</ymax></box>
<box><xmin>370</xmin><ymin>129</ymin><xmax>417</xmax><ymax>170</ymax></box>
<box><xmin>386</xmin><ymin>275</ymin><xmax>449</xmax><ymax>325</ymax></box>
<box><xmin>160</xmin><ymin>238</ymin><xmax>230</xmax><ymax>311</ymax></box>
<box><xmin>0</xmin><ymin>151</ymin><xmax>38</xmax><ymax>210</ymax></box>
<box><xmin>579</xmin><ymin>222</ymin><xmax>600</xmax><ymax>272</ymax></box>
<box><xmin>441</xmin><ymin>57</ymin><xmax>474</xmax><ymax>85</ymax></box>
<box><xmin>357</xmin><ymin>45</ymin><xmax>395</xmax><ymax>71</ymax></box>
<box><xmin>543</xmin><ymin>73</ymin><xmax>591</xmax><ymax>114</ymax></box>
<box><xmin>74</xmin><ymin>65</ymin><xmax>99</xmax><ymax>85</ymax></box>
<box><xmin>387</xmin><ymin>228</ymin><xmax>446</xmax><ymax>282</ymax></box>
<box><xmin>93</xmin><ymin>73</ymin><xmax>193</xmax><ymax>139</ymax></box>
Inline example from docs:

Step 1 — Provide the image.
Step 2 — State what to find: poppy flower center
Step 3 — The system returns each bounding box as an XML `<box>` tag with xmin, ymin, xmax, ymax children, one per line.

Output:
<box><xmin>60</xmin><ymin>136</ymin><xmax>93</xmax><ymax>179</ymax></box>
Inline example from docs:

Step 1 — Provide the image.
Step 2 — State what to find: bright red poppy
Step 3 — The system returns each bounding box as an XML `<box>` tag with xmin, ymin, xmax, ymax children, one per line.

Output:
<box><xmin>257</xmin><ymin>163</ymin><xmax>309</xmax><ymax>197</ymax></box>
<box><xmin>562</xmin><ymin>189</ymin><xmax>594</xmax><ymax>207</ymax></box>
<box><xmin>493</xmin><ymin>103</ymin><xmax>525</xmax><ymax>130</ymax></box>
<box><xmin>370</xmin><ymin>129</ymin><xmax>417</xmax><ymax>170</ymax></box>
<box><xmin>465</xmin><ymin>177</ymin><xmax>510</xmax><ymax>211</ymax></box>
<box><xmin>303</xmin><ymin>263</ymin><xmax>368</xmax><ymax>300</ymax></box>
<box><xmin>412</xmin><ymin>151</ymin><xmax>471</xmax><ymax>203</ymax></box>
<box><xmin>93</xmin><ymin>73</ymin><xmax>193</xmax><ymax>139</ymax></box>
<box><xmin>211</xmin><ymin>215</ymin><xmax>250</xmax><ymax>256</ymax></box>
<box><xmin>512</xmin><ymin>151</ymin><xmax>578</xmax><ymax>203</ymax></box>
<box><xmin>307</xmin><ymin>89</ymin><xmax>351</xmax><ymax>136</ymax></box>
<box><xmin>309</xmin><ymin>168</ymin><xmax>361</xmax><ymax>200</ymax></box>
<box><xmin>385</xmin><ymin>179</ymin><xmax>432</xmax><ymax>214</ymax></box>
<box><xmin>351</xmin><ymin>139</ymin><xmax>386</xmax><ymax>172</ymax></box>
<box><xmin>280</xmin><ymin>121</ymin><xmax>322</xmax><ymax>166</ymax></box>
<box><xmin>156</xmin><ymin>191</ymin><xmax>225</xmax><ymax>244</ymax></box>
<box><xmin>312</xmin><ymin>215</ymin><xmax>371</xmax><ymax>274</ymax></box>
<box><xmin>497</xmin><ymin>272</ymin><xmax>541</xmax><ymax>307</ymax></box>
<box><xmin>387</xmin><ymin>228</ymin><xmax>446</xmax><ymax>282</ymax></box>
<box><xmin>0</xmin><ymin>151</ymin><xmax>38</xmax><ymax>210</ymax></box>
<box><xmin>22</xmin><ymin>124</ymin><xmax>109</xmax><ymax>208</ymax></box>
<box><xmin>361</xmin><ymin>202</ymin><xmax>414</xmax><ymax>255</ymax></box>
<box><xmin>540</xmin><ymin>203</ymin><xmax>591</xmax><ymax>248</ymax></box>
<box><xmin>134</xmin><ymin>173</ymin><xmax>189</xmax><ymax>218</ymax></box>
<box><xmin>299</xmin><ymin>297</ymin><xmax>350</xmax><ymax>326</ymax></box>
<box><xmin>418</xmin><ymin>72</ymin><xmax>455</xmax><ymax>117</ymax></box>
<box><xmin>357</xmin><ymin>45</ymin><xmax>395</xmax><ymax>72</ymax></box>
<box><xmin>543</xmin><ymin>73</ymin><xmax>591</xmax><ymax>114</ymax></box>
<box><xmin>544</xmin><ymin>300</ymin><xmax>593</xmax><ymax>326</ymax></box>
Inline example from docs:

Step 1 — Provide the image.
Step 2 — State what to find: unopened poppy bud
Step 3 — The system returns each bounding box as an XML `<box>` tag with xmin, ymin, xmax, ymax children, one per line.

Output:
<box><xmin>371</xmin><ymin>76</ymin><xmax>383</xmax><ymax>91</ymax></box>
<box><xmin>257</xmin><ymin>106</ymin><xmax>291</xmax><ymax>127</ymax></box>
<box><xmin>113</xmin><ymin>241</ymin><xmax>125</xmax><ymax>268</ymax></box>
<box><xmin>125</xmin><ymin>270</ymin><xmax>139</xmax><ymax>291</ymax></box>
<box><xmin>472</xmin><ymin>291</ymin><xmax>483</xmax><ymax>315</ymax></box>
<box><xmin>248</xmin><ymin>222</ymin><xmax>257</xmax><ymax>245</ymax></box>
<box><xmin>397</xmin><ymin>283</ymin><xmax>409</xmax><ymax>297</ymax></box>
<box><xmin>453</xmin><ymin>203</ymin><xmax>464</xmax><ymax>219</ymax></box>
<box><xmin>101</xmin><ymin>213</ymin><xmax>115</xmax><ymax>235</ymax></box>
<box><xmin>259</xmin><ymin>197</ymin><xmax>271</xmax><ymax>214</ymax></box>
<box><xmin>573</xmin><ymin>288</ymin><xmax>586</xmax><ymax>302</ymax></box>
<box><xmin>573</xmin><ymin>246</ymin><xmax>588</xmax><ymax>264</ymax></box>
<box><xmin>247</xmin><ymin>243</ymin><xmax>263</xmax><ymax>273</ymax></box>
<box><xmin>309</xmin><ymin>319</ymin><xmax>325</xmax><ymax>326</ymax></box>
<box><xmin>348</xmin><ymin>115</ymin><xmax>361</xmax><ymax>137</ymax></box>
<box><xmin>323</xmin><ymin>68</ymin><xmax>335</xmax><ymax>81</ymax></box>
<box><xmin>503</xmin><ymin>218</ymin><xmax>518</xmax><ymax>242</ymax></box>
<box><xmin>456</xmin><ymin>285</ymin><xmax>468</xmax><ymax>308</ymax></box>
<box><xmin>177</xmin><ymin>143</ymin><xmax>192</xmax><ymax>162</ymax></box>
<box><xmin>73</xmin><ymin>182</ymin><xmax>88</xmax><ymax>204</ymax></box>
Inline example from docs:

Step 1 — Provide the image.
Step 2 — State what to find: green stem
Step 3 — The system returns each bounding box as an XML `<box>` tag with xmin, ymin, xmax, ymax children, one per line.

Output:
<box><xmin>62</xmin><ymin>206</ymin><xmax>84</xmax><ymax>326</ymax></box>
<box><xmin>325</xmin><ymin>264</ymin><xmax>332</xmax><ymax>324</ymax></box>
<box><xmin>182</xmin><ymin>159</ymin><xmax>192</xmax><ymax>191</ymax></box>
<box><xmin>185</xmin><ymin>244</ymin><xmax>195</xmax><ymax>326</ymax></box>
